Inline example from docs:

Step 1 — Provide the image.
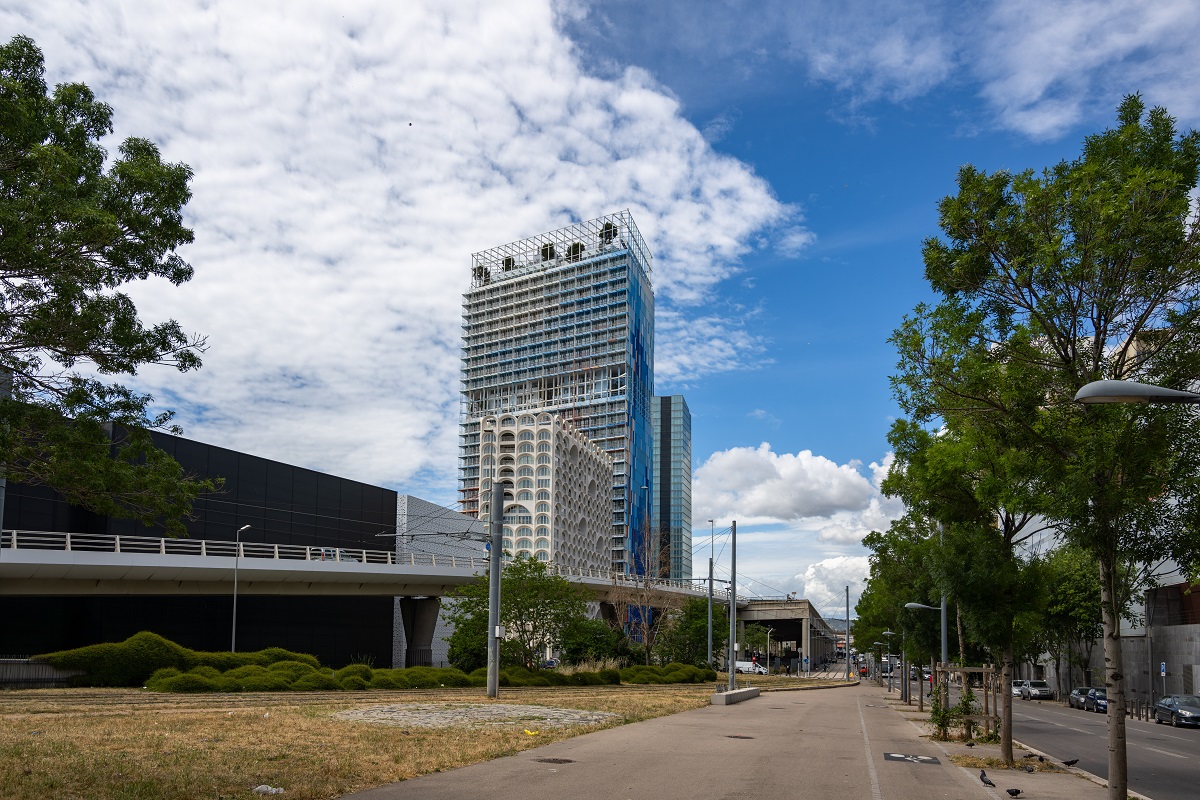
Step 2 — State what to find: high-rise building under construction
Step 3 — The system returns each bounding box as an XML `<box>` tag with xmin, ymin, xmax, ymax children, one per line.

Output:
<box><xmin>458</xmin><ymin>211</ymin><xmax>654</xmax><ymax>573</ymax></box>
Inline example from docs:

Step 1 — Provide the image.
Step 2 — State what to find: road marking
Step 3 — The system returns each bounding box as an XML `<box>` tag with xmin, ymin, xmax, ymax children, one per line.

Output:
<box><xmin>856</xmin><ymin>698</ymin><xmax>884</xmax><ymax>800</ymax></box>
<box><xmin>883</xmin><ymin>753</ymin><xmax>940</xmax><ymax>764</ymax></box>
<box><xmin>1141</xmin><ymin>747</ymin><xmax>1185</xmax><ymax>759</ymax></box>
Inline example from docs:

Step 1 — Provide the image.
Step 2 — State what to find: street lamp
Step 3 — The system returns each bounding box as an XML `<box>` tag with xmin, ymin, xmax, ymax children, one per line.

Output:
<box><xmin>1074</xmin><ymin>379</ymin><xmax>1200</xmax><ymax>404</ymax></box>
<box><xmin>766</xmin><ymin>626</ymin><xmax>774</xmax><ymax>675</ymax></box>
<box><xmin>231</xmin><ymin>524</ymin><xmax>251</xmax><ymax>652</ymax></box>
<box><xmin>1074</xmin><ymin>378</ymin><xmax>1199</xmax><ymax>707</ymax></box>
<box><xmin>882</xmin><ymin>630</ymin><xmax>895</xmax><ymax>691</ymax></box>
<box><xmin>707</xmin><ymin>519</ymin><xmax>715</xmax><ymax>668</ymax></box>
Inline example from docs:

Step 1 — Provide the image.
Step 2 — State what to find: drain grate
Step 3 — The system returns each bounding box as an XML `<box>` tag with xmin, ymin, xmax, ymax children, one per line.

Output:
<box><xmin>726</xmin><ymin>734</ymin><xmax>755</xmax><ymax>739</ymax></box>
<box><xmin>534</xmin><ymin>758</ymin><xmax>575</xmax><ymax>764</ymax></box>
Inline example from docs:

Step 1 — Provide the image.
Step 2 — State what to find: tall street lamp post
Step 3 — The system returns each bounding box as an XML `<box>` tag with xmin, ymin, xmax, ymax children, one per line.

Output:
<box><xmin>1075</xmin><ymin>378</ymin><xmax>1200</xmax><ymax>707</ymax></box>
<box><xmin>231</xmin><ymin>524</ymin><xmax>251</xmax><ymax>652</ymax></box>
<box><xmin>906</xmin><ymin>600</ymin><xmax>949</xmax><ymax>706</ymax></box>
<box><xmin>707</xmin><ymin>518</ymin><xmax>715</xmax><ymax>668</ymax></box>
<box><xmin>882</xmin><ymin>630</ymin><xmax>895</xmax><ymax>692</ymax></box>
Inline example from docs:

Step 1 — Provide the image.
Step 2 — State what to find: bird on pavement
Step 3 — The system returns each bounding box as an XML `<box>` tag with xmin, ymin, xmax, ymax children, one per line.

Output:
<box><xmin>1022</xmin><ymin>765</ymin><xmax>1035</xmax><ymax>773</ymax></box>
<box><xmin>1022</xmin><ymin>754</ymin><xmax>1035</xmax><ymax>759</ymax></box>
<box><xmin>1006</xmin><ymin>790</ymin><xmax>1022</xmax><ymax>798</ymax></box>
<box><xmin>1063</xmin><ymin>758</ymin><xmax>1079</xmax><ymax>767</ymax></box>
<box><xmin>965</xmin><ymin>741</ymin><xmax>975</xmax><ymax>747</ymax></box>
<box><xmin>980</xmin><ymin>770</ymin><xmax>996</xmax><ymax>787</ymax></box>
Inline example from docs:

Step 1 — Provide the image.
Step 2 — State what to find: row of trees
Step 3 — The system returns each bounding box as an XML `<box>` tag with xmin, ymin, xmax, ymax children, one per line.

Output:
<box><xmin>443</xmin><ymin>554</ymin><xmax>728</xmax><ymax>672</ymax></box>
<box><xmin>862</xmin><ymin>95</ymin><xmax>1200</xmax><ymax>800</ymax></box>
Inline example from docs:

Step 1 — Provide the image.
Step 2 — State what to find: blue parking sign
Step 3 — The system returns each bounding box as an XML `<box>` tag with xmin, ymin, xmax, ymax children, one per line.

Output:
<box><xmin>1160</xmin><ymin>661</ymin><xmax>1166</xmax><ymax>677</ymax></box>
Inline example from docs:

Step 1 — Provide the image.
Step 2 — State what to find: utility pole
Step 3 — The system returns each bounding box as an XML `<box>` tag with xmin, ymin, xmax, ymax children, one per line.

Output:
<box><xmin>727</xmin><ymin>520</ymin><xmax>737</xmax><ymax>692</ymax></box>
<box><xmin>707</xmin><ymin>519</ymin><xmax>714</xmax><ymax>668</ymax></box>
<box><xmin>845</xmin><ymin>585</ymin><xmax>851</xmax><ymax>682</ymax></box>
<box><xmin>486</xmin><ymin>480</ymin><xmax>504</xmax><ymax>698</ymax></box>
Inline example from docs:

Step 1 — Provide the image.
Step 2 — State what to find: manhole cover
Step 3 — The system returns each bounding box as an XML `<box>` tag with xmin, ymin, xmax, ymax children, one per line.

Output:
<box><xmin>534</xmin><ymin>758</ymin><xmax>575</xmax><ymax>764</ymax></box>
<box><xmin>726</xmin><ymin>735</ymin><xmax>755</xmax><ymax>739</ymax></box>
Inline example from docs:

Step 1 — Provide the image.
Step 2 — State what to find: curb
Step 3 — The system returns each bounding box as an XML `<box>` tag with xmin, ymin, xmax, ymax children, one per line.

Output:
<box><xmin>1010</xmin><ymin>739</ymin><xmax>1154</xmax><ymax>800</ymax></box>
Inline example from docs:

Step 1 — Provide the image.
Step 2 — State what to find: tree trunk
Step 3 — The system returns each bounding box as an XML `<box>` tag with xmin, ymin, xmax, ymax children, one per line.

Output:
<box><xmin>957</xmin><ymin>606</ymin><xmax>965</xmax><ymax>667</ymax></box>
<box><xmin>1099</xmin><ymin>556</ymin><xmax>1128</xmax><ymax>800</ymax></box>
<box><xmin>1001</xmin><ymin>643</ymin><xmax>1014</xmax><ymax>764</ymax></box>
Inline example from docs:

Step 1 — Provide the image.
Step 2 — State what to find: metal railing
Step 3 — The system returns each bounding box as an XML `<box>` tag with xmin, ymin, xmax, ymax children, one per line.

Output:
<box><xmin>0</xmin><ymin>529</ymin><xmax>712</xmax><ymax>595</ymax></box>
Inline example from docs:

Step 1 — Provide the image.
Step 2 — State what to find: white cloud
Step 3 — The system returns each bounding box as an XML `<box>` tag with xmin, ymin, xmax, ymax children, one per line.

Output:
<box><xmin>565</xmin><ymin>0</ymin><xmax>1200</xmax><ymax>139</ymax></box>
<box><xmin>2</xmin><ymin>1</ymin><xmax>791</xmax><ymax>494</ymax></box>
<box><xmin>794</xmin><ymin>555</ymin><xmax>871</xmax><ymax>616</ymax></box>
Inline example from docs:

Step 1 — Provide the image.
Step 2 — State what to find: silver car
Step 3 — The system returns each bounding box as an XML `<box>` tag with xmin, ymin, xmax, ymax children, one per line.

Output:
<box><xmin>1021</xmin><ymin>680</ymin><xmax>1054</xmax><ymax>701</ymax></box>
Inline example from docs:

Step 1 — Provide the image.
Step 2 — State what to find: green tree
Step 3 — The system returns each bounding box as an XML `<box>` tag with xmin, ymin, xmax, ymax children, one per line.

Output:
<box><xmin>444</xmin><ymin>554</ymin><xmax>590</xmax><ymax>670</ymax></box>
<box><xmin>891</xmin><ymin>96</ymin><xmax>1200</xmax><ymax>797</ymax></box>
<box><xmin>0</xmin><ymin>35</ymin><xmax>215</xmax><ymax>534</ymax></box>
<box><xmin>653</xmin><ymin>597</ymin><xmax>727</xmax><ymax>667</ymax></box>
<box><xmin>558</xmin><ymin>617</ymin><xmax>628</xmax><ymax>666</ymax></box>
<box><xmin>1040</xmin><ymin>545</ymin><xmax>1104</xmax><ymax>695</ymax></box>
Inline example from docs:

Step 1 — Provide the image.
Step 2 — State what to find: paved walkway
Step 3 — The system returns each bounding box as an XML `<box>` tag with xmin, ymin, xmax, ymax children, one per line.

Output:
<box><xmin>342</xmin><ymin>682</ymin><xmax>1123</xmax><ymax>800</ymax></box>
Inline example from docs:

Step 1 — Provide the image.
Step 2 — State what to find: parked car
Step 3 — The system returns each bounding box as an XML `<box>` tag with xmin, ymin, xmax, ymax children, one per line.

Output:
<box><xmin>1084</xmin><ymin>688</ymin><xmax>1108</xmax><ymax>713</ymax></box>
<box><xmin>1011</xmin><ymin>680</ymin><xmax>1024</xmax><ymax>697</ymax></box>
<box><xmin>1153</xmin><ymin>694</ymin><xmax>1200</xmax><ymax>727</ymax></box>
<box><xmin>1067</xmin><ymin>687</ymin><xmax>1090</xmax><ymax>709</ymax></box>
<box><xmin>1021</xmin><ymin>679</ymin><xmax>1055</xmax><ymax>701</ymax></box>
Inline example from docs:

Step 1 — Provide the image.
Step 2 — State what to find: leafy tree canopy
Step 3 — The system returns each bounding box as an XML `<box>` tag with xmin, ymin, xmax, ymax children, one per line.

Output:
<box><xmin>445</xmin><ymin>554</ymin><xmax>589</xmax><ymax>670</ymax></box>
<box><xmin>0</xmin><ymin>35</ymin><xmax>214</xmax><ymax>534</ymax></box>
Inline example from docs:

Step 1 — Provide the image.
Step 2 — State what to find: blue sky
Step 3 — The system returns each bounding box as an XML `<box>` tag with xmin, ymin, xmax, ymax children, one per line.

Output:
<box><xmin>6</xmin><ymin>0</ymin><xmax>1198</xmax><ymax>618</ymax></box>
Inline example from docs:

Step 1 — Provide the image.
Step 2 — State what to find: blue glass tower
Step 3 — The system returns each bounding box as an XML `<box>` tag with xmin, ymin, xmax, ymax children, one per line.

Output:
<box><xmin>652</xmin><ymin>395</ymin><xmax>692</xmax><ymax>581</ymax></box>
<box><xmin>459</xmin><ymin>211</ymin><xmax>654</xmax><ymax>573</ymax></box>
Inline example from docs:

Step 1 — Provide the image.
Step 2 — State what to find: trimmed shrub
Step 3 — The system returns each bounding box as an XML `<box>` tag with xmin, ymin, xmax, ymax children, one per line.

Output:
<box><xmin>368</xmin><ymin>673</ymin><xmax>399</xmax><ymax>689</ymax></box>
<box><xmin>156</xmin><ymin>673</ymin><xmax>219</xmax><ymax>693</ymax></box>
<box><xmin>224</xmin><ymin>665</ymin><xmax>269</xmax><ymax>681</ymax></box>
<box><xmin>290</xmin><ymin>672</ymin><xmax>340</xmax><ymax>691</ymax></box>
<box><xmin>341</xmin><ymin>675</ymin><xmax>370</xmax><ymax>690</ymax></box>
<box><xmin>267</xmin><ymin>661</ymin><xmax>318</xmax><ymax>681</ymax></box>
<box><xmin>334</xmin><ymin>664</ymin><xmax>373</xmax><ymax>683</ymax></box>
<box><xmin>238</xmin><ymin>673</ymin><xmax>292</xmax><ymax>692</ymax></box>
<box><xmin>599</xmin><ymin>668</ymin><xmax>621</xmax><ymax>685</ymax></box>
<box><xmin>190</xmin><ymin>665</ymin><xmax>222</xmax><ymax>679</ymax></box>
<box><xmin>145</xmin><ymin>667</ymin><xmax>182</xmax><ymax>688</ymax></box>
<box><xmin>35</xmin><ymin>632</ymin><xmax>323</xmax><ymax>687</ymax></box>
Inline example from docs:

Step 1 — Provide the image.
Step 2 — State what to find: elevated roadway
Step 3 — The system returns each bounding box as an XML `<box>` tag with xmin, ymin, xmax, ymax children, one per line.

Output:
<box><xmin>0</xmin><ymin>530</ymin><xmax>715</xmax><ymax>606</ymax></box>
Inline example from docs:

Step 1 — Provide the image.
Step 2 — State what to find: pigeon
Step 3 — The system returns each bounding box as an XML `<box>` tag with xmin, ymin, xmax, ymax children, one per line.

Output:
<box><xmin>1062</xmin><ymin>758</ymin><xmax>1078</xmax><ymax>767</ymax></box>
<box><xmin>1022</xmin><ymin>754</ymin><xmax>1036</xmax><ymax>759</ymax></box>
<box><xmin>980</xmin><ymin>770</ymin><xmax>996</xmax><ymax>788</ymax></box>
<box><xmin>1037</xmin><ymin>756</ymin><xmax>1044</xmax><ymax>762</ymax></box>
<box><xmin>965</xmin><ymin>741</ymin><xmax>975</xmax><ymax>747</ymax></box>
<box><xmin>1006</xmin><ymin>790</ymin><xmax>1022</xmax><ymax>798</ymax></box>
<box><xmin>1023</xmin><ymin>765</ymin><xmax>1035</xmax><ymax>773</ymax></box>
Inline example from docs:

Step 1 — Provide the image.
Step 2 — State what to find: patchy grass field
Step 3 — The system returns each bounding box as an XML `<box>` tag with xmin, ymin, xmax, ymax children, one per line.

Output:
<box><xmin>0</xmin><ymin>685</ymin><xmax>717</xmax><ymax>800</ymax></box>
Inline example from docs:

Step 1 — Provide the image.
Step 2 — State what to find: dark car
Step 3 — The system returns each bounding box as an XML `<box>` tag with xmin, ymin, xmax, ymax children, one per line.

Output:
<box><xmin>1067</xmin><ymin>687</ymin><xmax>1090</xmax><ymax>709</ymax></box>
<box><xmin>1084</xmin><ymin>688</ymin><xmax>1108</xmax><ymax>713</ymax></box>
<box><xmin>1153</xmin><ymin>694</ymin><xmax>1200</xmax><ymax>727</ymax></box>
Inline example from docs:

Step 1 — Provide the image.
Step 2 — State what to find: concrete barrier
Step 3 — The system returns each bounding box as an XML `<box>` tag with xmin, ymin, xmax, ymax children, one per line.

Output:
<box><xmin>711</xmin><ymin>687</ymin><xmax>760</xmax><ymax>705</ymax></box>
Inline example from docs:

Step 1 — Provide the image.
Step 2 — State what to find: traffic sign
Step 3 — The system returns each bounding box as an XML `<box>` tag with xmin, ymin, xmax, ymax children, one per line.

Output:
<box><xmin>1161</xmin><ymin>661</ymin><xmax>1167</xmax><ymax>677</ymax></box>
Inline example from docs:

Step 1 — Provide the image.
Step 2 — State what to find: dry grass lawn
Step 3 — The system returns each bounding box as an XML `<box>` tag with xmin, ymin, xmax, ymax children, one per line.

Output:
<box><xmin>0</xmin><ymin>685</ymin><xmax>718</xmax><ymax>800</ymax></box>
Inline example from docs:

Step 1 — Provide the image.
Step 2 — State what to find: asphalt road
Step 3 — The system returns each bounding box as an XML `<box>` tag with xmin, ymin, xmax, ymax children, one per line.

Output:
<box><xmin>1010</xmin><ymin>698</ymin><xmax>1198</xmax><ymax>800</ymax></box>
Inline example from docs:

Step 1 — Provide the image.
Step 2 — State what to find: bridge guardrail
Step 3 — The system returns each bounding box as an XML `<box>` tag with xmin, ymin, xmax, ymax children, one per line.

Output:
<box><xmin>0</xmin><ymin>530</ymin><xmax>713</xmax><ymax>596</ymax></box>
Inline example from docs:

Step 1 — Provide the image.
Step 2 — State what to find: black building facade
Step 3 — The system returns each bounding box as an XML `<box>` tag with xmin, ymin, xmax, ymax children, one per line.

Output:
<box><xmin>0</xmin><ymin>430</ymin><xmax>398</xmax><ymax>667</ymax></box>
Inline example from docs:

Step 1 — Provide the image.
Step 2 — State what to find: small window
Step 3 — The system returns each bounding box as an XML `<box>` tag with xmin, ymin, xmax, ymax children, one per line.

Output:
<box><xmin>517</xmin><ymin>538</ymin><xmax>533</xmax><ymax>550</ymax></box>
<box><xmin>535</xmin><ymin>538</ymin><xmax>550</xmax><ymax>550</ymax></box>
<box><xmin>535</xmin><ymin>551</ymin><xmax>549</xmax><ymax>562</ymax></box>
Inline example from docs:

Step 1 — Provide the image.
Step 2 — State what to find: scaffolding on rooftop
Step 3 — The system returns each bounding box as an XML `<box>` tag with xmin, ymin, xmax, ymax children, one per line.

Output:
<box><xmin>470</xmin><ymin>210</ymin><xmax>651</xmax><ymax>289</ymax></box>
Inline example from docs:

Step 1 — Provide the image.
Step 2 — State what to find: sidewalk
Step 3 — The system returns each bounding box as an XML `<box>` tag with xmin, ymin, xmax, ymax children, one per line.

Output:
<box><xmin>342</xmin><ymin>682</ymin><xmax>1123</xmax><ymax>800</ymax></box>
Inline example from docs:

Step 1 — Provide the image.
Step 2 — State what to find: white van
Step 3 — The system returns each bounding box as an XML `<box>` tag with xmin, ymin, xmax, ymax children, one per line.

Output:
<box><xmin>734</xmin><ymin>660</ymin><xmax>767</xmax><ymax>675</ymax></box>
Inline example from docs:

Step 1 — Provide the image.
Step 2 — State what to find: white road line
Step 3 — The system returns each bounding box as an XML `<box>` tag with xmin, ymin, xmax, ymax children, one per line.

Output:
<box><xmin>856</xmin><ymin>697</ymin><xmax>885</xmax><ymax>800</ymax></box>
<box><xmin>1141</xmin><ymin>746</ymin><xmax>1186</xmax><ymax>759</ymax></box>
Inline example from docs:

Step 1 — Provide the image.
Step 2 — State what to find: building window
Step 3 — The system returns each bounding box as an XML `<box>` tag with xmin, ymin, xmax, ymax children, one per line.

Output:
<box><xmin>535</xmin><ymin>551</ymin><xmax>549</xmax><ymax>562</ymax></box>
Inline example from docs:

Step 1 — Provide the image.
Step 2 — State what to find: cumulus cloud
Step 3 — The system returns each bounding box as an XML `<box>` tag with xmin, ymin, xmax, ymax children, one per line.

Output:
<box><xmin>2</xmin><ymin>1</ymin><xmax>793</xmax><ymax>493</ymax></box>
<box><xmin>794</xmin><ymin>555</ymin><xmax>871</xmax><ymax>615</ymax></box>
<box><xmin>695</xmin><ymin>446</ymin><xmax>903</xmax><ymax>550</ymax></box>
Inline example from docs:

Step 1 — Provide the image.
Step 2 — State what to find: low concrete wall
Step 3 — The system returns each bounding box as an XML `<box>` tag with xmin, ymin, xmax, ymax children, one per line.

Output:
<box><xmin>711</xmin><ymin>687</ymin><xmax>760</xmax><ymax>705</ymax></box>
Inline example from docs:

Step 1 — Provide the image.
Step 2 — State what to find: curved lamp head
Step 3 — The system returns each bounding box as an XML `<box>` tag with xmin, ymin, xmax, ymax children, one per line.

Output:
<box><xmin>1074</xmin><ymin>379</ymin><xmax>1200</xmax><ymax>404</ymax></box>
<box><xmin>905</xmin><ymin>602</ymin><xmax>937</xmax><ymax>611</ymax></box>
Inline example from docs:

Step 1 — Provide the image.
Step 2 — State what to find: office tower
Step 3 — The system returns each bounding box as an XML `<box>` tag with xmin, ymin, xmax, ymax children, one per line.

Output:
<box><xmin>482</xmin><ymin>412</ymin><xmax>611</xmax><ymax>571</ymax></box>
<box><xmin>652</xmin><ymin>395</ymin><xmax>692</xmax><ymax>580</ymax></box>
<box><xmin>459</xmin><ymin>211</ymin><xmax>654</xmax><ymax>573</ymax></box>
